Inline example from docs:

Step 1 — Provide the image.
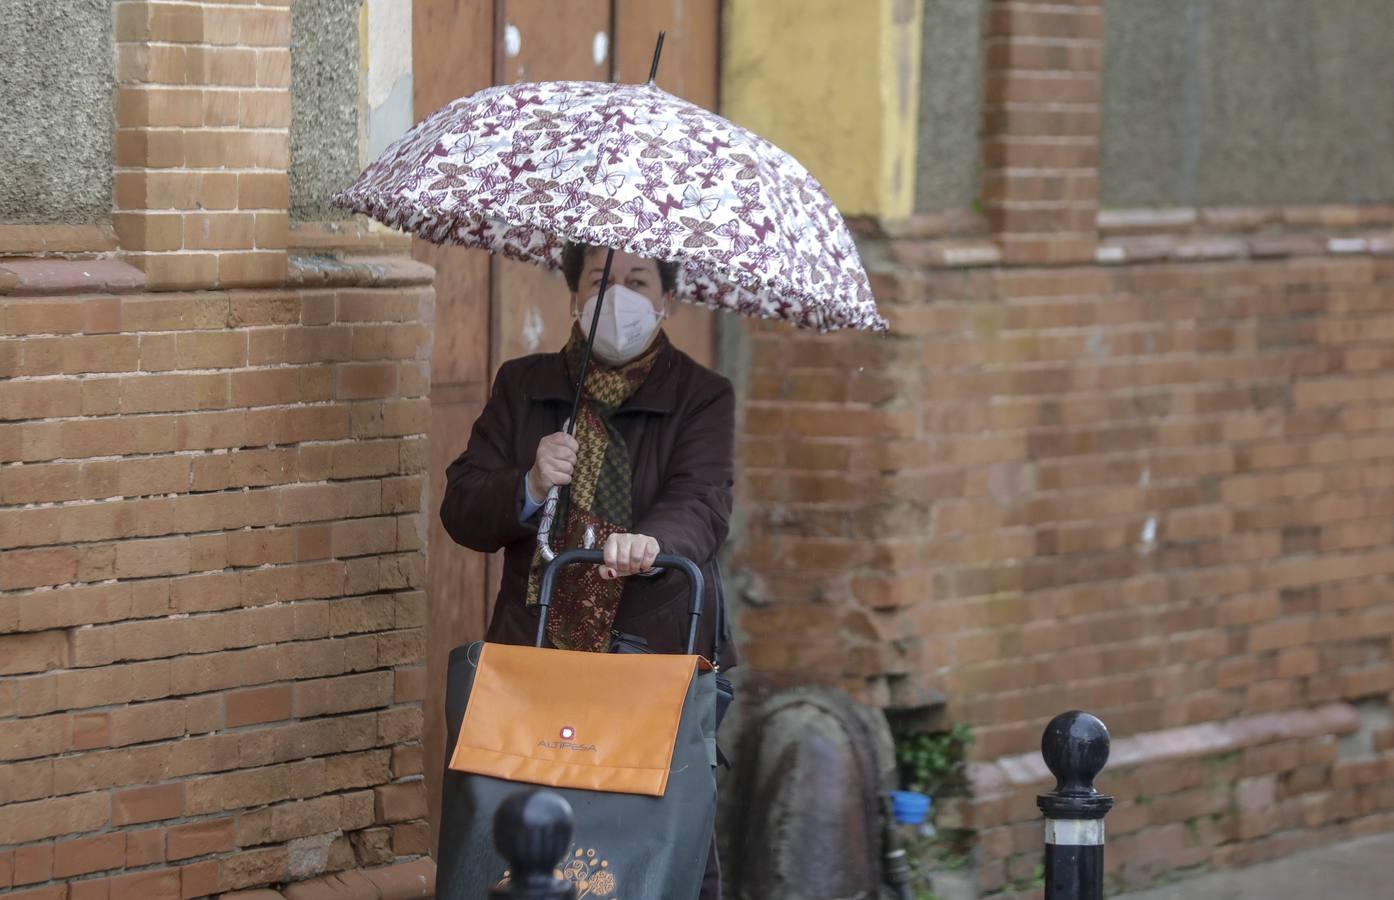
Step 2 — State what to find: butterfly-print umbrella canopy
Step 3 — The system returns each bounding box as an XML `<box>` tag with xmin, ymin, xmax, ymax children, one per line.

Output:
<box><xmin>332</xmin><ymin>78</ymin><xmax>887</xmax><ymax>334</ymax></box>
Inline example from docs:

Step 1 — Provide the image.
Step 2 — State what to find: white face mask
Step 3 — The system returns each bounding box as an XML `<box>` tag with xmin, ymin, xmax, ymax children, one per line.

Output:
<box><xmin>578</xmin><ymin>284</ymin><xmax>663</xmax><ymax>365</ymax></box>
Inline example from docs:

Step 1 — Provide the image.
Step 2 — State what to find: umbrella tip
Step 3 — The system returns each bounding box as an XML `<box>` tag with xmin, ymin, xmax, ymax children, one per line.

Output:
<box><xmin>647</xmin><ymin>31</ymin><xmax>666</xmax><ymax>85</ymax></box>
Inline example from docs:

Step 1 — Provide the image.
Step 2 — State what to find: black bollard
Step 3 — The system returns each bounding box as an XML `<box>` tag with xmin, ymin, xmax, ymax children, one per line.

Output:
<box><xmin>1037</xmin><ymin>711</ymin><xmax>1114</xmax><ymax>900</ymax></box>
<box><xmin>489</xmin><ymin>789</ymin><xmax>578</xmax><ymax>900</ymax></box>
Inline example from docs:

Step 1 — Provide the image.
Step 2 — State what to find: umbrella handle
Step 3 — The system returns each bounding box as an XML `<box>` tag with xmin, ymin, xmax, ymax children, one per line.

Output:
<box><xmin>536</xmin><ymin>484</ymin><xmax>561</xmax><ymax>562</ymax></box>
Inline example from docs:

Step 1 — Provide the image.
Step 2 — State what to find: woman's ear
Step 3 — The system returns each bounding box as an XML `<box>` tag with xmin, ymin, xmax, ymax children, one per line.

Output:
<box><xmin>570</xmin><ymin>292</ymin><xmax>580</xmax><ymax>318</ymax></box>
<box><xmin>660</xmin><ymin>291</ymin><xmax>673</xmax><ymax>319</ymax></box>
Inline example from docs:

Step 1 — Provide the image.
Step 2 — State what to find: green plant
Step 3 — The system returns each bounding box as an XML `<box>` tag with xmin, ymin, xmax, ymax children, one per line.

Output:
<box><xmin>894</xmin><ymin>723</ymin><xmax>973</xmax><ymax>796</ymax></box>
<box><xmin>937</xmin><ymin>848</ymin><xmax>970</xmax><ymax>872</ymax></box>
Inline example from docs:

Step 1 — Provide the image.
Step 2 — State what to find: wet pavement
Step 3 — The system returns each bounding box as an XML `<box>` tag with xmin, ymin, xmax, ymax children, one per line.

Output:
<box><xmin>1116</xmin><ymin>832</ymin><xmax>1394</xmax><ymax>900</ymax></box>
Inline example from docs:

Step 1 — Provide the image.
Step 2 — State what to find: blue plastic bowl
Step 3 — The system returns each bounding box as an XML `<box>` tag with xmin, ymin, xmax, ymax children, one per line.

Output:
<box><xmin>889</xmin><ymin>790</ymin><xmax>932</xmax><ymax>825</ymax></box>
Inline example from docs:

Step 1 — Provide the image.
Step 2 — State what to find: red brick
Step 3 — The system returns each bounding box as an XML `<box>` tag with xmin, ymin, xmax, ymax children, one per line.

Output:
<box><xmin>0</xmin><ymin>794</ymin><xmax>110</xmax><ymax>844</ymax></box>
<box><xmin>373</xmin><ymin>782</ymin><xmax>427</xmax><ymax>824</ymax></box>
<box><xmin>6</xmin><ymin>886</ymin><xmax>69</xmax><ymax>900</ymax></box>
<box><xmin>70</xmin><ymin>879</ymin><xmax>112</xmax><ymax>900</ymax></box>
<box><xmin>180</xmin><ymin>859</ymin><xmax>219</xmax><ymax>899</ymax></box>
<box><xmin>0</xmin><ymin>548</ymin><xmax>79</xmax><ymax>590</ymax></box>
<box><xmin>111</xmin><ymin>867</ymin><xmax>181</xmax><ymax>900</ymax></box>
<box><xmin>0</xmin><ymin>631</ymin><xmax>69</xmax><ymax>675</ymax></box>
<box><xmin>292</xmin><ymin>671</ymin><xmax>393</xmax><ymax>718</ymax></box>
<box><xmin>210</xmin><ymin>848</ymin><xmax>284</xmax><ymax>894</ymax></box>
<box><xmin>112</xmin><ymin>783</ymin><xmax>184</xmax><ymax>826</ymax></box>
<box><xmin>335</xmin><ymin>363</ymin><xmax>399</xmax><ymax>400</ymax></box>
<box><xmin>390</xmin><ymin>744</ymin><xmax>423</xmax><ymax>779</ymax></box>
<box><xmin>225</xmin><ymin>685</ymin><xmax>293</xmax><ymax>728</ymax></box>
<box><xmin>361</xmin><ymin>858</ymin><xmax>435</xmax><ymax>898</ymax></box>
<box><xmin>0</xmin><ymin>714</ymin><xmax>71</xmax><ymax>763</ymax></box>
<box><xmin>13</xmin><ymin>843</ymin><xmax>53</xmax><ymax>885</ymax></box>
<box><xmin>125</xmin><ymin>827</ymin><xmax>165</xmax><ymax>867</ymax></box>
<box><xmin>167</xmin><ymin>818</ymin><xmax>234</xmax><ymax>861</ymax></box>
<box><xmin>71</xmin><ymin>712</ymin><xmax>112</xmax><ymax>751</ymax></box>
<box><xmin>393</xmin><ymin>666</ymin><xmax>426</xmax><ymax>704</ymax></box>
<box><xmin>392</xmin><ymin>821</ymin><xmax>431</xmax><ymax>856</ymax></box>
<box><xmin>53</xmin><ymin>832</ymin><xmax>127</xmax><ymax>878</ymax></box>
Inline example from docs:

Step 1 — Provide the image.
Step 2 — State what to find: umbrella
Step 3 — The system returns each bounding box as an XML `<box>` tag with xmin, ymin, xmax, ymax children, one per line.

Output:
<box><xmin>332</xmin><ymin>34</ymin><xmax>887</xmax><ymax>559</ymax></box>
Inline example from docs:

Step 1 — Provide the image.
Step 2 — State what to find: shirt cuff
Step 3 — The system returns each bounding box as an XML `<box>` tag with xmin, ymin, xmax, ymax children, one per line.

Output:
<box><xmin>520</xmin><ymin>486</ymin><xmax>544</xmax><ymax>523</ymax></box>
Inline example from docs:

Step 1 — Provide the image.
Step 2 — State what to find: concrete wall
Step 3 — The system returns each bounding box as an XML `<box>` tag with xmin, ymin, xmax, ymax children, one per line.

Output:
<box><xmin>290</xmin><ymin>0</ymin><xmax>363</xmax><ymax>221</ymax></box>
<box><xmin>914</xmin><ymin>0</ymin><xmax>985</xmax><ymax>212</ymax></box>
<box><xmin>1101</xmin><ymin>0</ymin><xmax>1394</xmax><ymax>208</ymax></box>
<box><xmin>0</xmin><ymin>0</ymin><xmax>113</xmax><ymax>224</ymax></box>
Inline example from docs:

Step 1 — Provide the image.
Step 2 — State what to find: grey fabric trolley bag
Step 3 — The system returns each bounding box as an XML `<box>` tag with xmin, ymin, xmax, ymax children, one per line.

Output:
<box><xmin>435</xmin><ymin>549</ymin><xmax>719</xmax><ymax>899</ymax></box>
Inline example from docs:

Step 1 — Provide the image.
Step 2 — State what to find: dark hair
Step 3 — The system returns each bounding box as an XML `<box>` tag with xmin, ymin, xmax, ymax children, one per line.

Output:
<box><xmin>561</xmin><ymin>242</ymin><xmax>679</xmax><ymax>294</ymax></box>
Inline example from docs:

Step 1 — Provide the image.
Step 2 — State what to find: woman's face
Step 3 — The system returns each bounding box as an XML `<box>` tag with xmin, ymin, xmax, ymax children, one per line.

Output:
<box><xmin>574</xmin><ymin>247</ymin><xmax>667</xmax><ymax>311</ymax></box>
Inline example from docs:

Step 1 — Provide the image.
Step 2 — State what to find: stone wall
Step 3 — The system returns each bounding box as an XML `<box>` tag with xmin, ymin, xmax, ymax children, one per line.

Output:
<box><xmin>290</xmin><ymin>0</ymin><xmax>362</xmax><ymax>222</ymax></box>
<box><xmin>1100</xmin><ymin>0</ymin><xmax>1394</xmax><ymax>209</ymax></box>
<box><xmin>915</xmin><ymin>0</ymin><xmax>986</xmax><ymax>213</ymax></box>
<box><xmin>0</xmin><ymin>0</ymin><xmax>114</xmax><ymax>224</ymax></box>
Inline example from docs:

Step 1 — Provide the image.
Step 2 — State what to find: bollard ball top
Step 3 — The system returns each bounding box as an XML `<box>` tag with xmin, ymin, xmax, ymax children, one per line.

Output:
<box><xmin>492</xmin><ymin>789</ymin><xmax>575</xmax><ymax>873</ymax></box>
<box><xmin>1041</xmin><ymin>710</ymin><xmax>1110</xmax><ymax>796</ymax></box>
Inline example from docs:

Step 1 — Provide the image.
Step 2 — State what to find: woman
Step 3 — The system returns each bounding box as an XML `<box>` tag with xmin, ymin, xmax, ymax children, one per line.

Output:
<box><xmin>440</xmin><ymin>243</ymin><xmax>736</xmax><ymax>898</ymax></box>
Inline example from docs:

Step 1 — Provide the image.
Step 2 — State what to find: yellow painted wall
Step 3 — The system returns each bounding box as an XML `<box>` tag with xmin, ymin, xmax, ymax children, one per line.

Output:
<box><xmin>721</xmin><ymin>0</ymin><xmax>921</xmax><ymax>220</ymax></box>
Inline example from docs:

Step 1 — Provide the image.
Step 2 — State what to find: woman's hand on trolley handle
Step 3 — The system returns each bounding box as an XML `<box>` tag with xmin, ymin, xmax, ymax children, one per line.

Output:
<box><xmin>599</xmin><ymin>532</ymin><xmax>660</xmax><ymax>580</ymax></box>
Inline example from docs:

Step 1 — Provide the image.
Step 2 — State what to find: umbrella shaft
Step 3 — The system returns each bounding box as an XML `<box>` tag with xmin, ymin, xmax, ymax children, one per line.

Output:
<box><xmin>566</xmin><ymin>245</ymin><xmax>616</xmax><ymax>437</ymax></box>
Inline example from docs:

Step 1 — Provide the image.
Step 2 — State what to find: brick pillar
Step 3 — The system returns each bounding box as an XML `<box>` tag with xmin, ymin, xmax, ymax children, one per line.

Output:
<box><xmin>982</xmin><ymin>0</ymin><xmax>1104</xmax><ymax>265</ymax></box>
<box><xmin>113</xmin><ymin>0</ymin><xmax>290</xmax><ymax>290</ymax></box>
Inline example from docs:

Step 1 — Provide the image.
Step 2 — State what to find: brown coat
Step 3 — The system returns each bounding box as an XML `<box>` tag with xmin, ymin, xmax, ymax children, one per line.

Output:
<box><xmin>440</xmin><ymin>337</ymin><xmax>738</xmax><ymax>666</ymax></box>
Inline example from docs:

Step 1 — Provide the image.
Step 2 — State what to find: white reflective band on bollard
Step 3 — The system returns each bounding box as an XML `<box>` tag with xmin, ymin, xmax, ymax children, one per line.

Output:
<box><xmin>1045</xmin><ymin>819</ymin><xmax>1105</xmax><ymax>846</ymax></box>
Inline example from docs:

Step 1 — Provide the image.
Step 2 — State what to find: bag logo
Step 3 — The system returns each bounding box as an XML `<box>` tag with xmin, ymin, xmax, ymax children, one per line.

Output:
<box><xmin>537</xmin><ymin>739</ymin><xmax>598</xmax><ymax>752</ymax></box>
<box><xmin>539</xmin><ymin>725</ymin><xmax>596</xmax><ymax>752</ymax></box>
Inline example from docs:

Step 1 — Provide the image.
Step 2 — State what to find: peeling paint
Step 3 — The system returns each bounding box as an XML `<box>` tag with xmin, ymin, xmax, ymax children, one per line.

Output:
<box><xmin>366</xmin><ymin>0</ymin><xmax>412</xmax><ymax>108</ymax></box>
<box><xmin>367</xmin><ymin>71</ymin><xmax>414</xmax><ymax>162</ymax></box>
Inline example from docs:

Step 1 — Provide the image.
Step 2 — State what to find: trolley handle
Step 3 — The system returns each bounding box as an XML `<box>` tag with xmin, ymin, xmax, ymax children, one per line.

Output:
<box><xmin>536</xmin><ymin>549</ymin><xmax>704</xmax><ymax>654</ymax></box>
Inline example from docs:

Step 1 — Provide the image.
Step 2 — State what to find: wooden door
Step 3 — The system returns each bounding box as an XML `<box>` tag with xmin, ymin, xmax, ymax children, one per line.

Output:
<box><xmin>415</xmin><ymin>0</ymin><xmax>720</xmax><ymax>852</ymax></box>
<box><xmin>413</xmin><ymin>0</ymin><xmax>496</xmax><ymax>849</ymax></box>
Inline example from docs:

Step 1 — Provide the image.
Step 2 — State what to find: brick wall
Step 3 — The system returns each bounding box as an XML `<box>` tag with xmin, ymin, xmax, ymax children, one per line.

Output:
<box><xmin>2</xmin><ymin>0</ymin><xmax>436</xmax><ymax>893</ymax></box>
<box><xmin>733</xmin><ymin>216</ymin><xmax>1394</xmax><ymax>895</ymax></box>
<box><xmin>727</xmin><ymin>0</ymin><xmax>1394</xmax><ymax>892</ymax></box>
<box><xmin>113</xmin><ymin>0</ymin><xmax>291</xmax><ymax>290</ymax></box>
<box><xmin>0</xmin><ymin>261</ymin><xmax>435</xmax><ymax>897</ymax></box>
<box><xmin>733</xmin><ymin>220</ymin><xmax>1394</xmax><ymax>898</ymax></box>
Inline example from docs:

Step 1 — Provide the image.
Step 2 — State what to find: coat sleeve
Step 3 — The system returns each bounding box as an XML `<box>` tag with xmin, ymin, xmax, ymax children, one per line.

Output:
<box><xmin>440</xmin><ymin>362</ymin><xmax>537</xmax><ymax>553</ymax></box>
<box><xmin>633</xmin><ymin>376</ymin><xmax>735</xmax><ymax>565</ymax></box>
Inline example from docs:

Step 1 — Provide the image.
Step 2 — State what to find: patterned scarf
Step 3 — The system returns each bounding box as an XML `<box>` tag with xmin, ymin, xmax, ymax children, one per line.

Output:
<box><xmin>525</xmin><ymin>323</ymin><xmax>668</xmax><ymax>652</ymax></box>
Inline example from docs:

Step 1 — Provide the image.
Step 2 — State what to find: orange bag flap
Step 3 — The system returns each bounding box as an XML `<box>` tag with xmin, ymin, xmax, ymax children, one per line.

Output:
<box><xmin>448</xmin><ymin>643</ymin><xmax>701</xmax><ymax>797</ymax></box>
